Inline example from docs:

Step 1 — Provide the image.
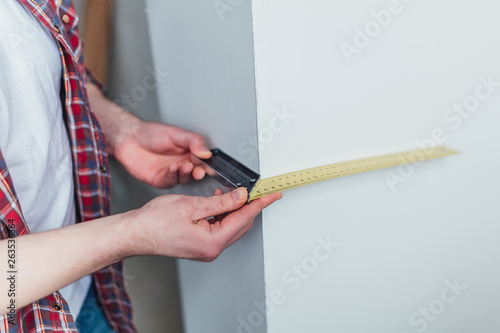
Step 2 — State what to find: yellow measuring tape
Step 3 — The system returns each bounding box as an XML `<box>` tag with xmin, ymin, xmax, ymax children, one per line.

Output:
<box><xmin>248</xmin><ymin>146</ymin><xmax>459</xmax><ymax>200</ymax></box>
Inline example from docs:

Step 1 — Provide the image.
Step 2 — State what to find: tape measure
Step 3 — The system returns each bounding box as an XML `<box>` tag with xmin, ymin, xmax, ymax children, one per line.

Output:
<box><xmin>199</xmin><ymin>146</ymin><xmax>459</xmax><ymax>201</ymax></box>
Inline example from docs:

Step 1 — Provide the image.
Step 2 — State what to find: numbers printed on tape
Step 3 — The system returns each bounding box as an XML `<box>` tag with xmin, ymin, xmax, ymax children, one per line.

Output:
<box><xmin>199</xmin><ymin>147</ymin><xmax>460</xmax><ymax>201</ymax></box>
<box><xmin>249</xmin><ymin>147</ymin><xmax>459</xmax><ymax>200</ymax></box>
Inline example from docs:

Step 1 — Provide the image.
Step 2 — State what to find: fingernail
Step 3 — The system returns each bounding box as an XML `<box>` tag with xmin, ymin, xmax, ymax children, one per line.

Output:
<box><xmin>232</xmin><ymin>188</ymin><xmax>243</xmax><ymax>201</ymax></box>
<box><xmin>201</xmin><ymin>145</ymin><xmax>210</xmax><ymax>152</ymax></box>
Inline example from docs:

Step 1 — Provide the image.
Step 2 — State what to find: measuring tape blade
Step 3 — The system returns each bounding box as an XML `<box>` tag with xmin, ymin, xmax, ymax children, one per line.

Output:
<box><xmin>199</xmin><ymin>147</ymin><xmax>459</xmax><ymax>201</ymax></box>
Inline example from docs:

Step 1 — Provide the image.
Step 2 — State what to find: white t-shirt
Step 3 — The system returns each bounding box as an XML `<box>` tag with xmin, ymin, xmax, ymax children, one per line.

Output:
<box><xmin>0</xmin><ymin>0</ymin><xmax>90</xmax><ymax>317</ymax></box>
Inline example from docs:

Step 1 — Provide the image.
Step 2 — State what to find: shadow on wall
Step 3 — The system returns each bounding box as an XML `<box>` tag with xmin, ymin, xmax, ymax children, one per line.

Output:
<box><xmin>74</xmin><ymin>0</ymin><xmax>184</xmax><ymax>331</ymax></box>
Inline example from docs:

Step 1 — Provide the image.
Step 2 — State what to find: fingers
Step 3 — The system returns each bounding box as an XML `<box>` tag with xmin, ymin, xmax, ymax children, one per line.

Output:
<box><xmin>216</xmin><ymin>192</ymin><xmax>283</xmax><ymax>246</ymax></box>
<box><xmin>179</xmin><ymin>162</ymin><xmax>194</xmax><ymax>184</ymax></box>
<box><xmin>189</xmin><ymin>155</ymin><xmax>212</xmax><ymax>180</ymax></box>
<box><xmin>171</xmin><ymin>128</ymin><xmax>212</xmax><ymax>159</ymax></box>
<box><xmin>192</xmin><ymin>166</ymin><xmax>206</xmax><ymax>180</ymax></box>
<box><xmin>211</xmin><ymin>188</ymin><xmax>230</xmax><ymax>222</ymax></box>
<box><xmin>192</xmin><ymin>187</ymin><xmax>248</xmax><ymax>219</ymax></box>
<box><xmin>161</xmin><ymin>162</ymin><xmax>202</xmax><ymax>187</ymax></box>
<box><xmin>191</xmin><ymin>144</ymin><xmax>212</xmax><ymax>159</ymax></box>
<box><xmin>163</xmin><ymin>164</ymin><xmax>179</xmax><ymax>188</ymax></box>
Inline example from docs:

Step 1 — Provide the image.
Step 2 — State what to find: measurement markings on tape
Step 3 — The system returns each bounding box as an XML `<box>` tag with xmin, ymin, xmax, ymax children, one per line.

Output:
<box><xmin>199</xmin><ymin>146</ymin><xmax>459</xmax><ymax>201</ymax></box>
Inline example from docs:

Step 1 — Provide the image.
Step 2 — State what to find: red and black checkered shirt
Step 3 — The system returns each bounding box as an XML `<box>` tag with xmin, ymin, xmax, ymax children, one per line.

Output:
<box><xmin>0</xmin><ymin>0</ymin><xmax>135</xmax><ymax>331</ymax></box>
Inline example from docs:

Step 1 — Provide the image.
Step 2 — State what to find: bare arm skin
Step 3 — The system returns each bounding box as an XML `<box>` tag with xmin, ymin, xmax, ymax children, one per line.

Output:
<box><xmin>0</xmin><ymin>82</ymin><xmax>282</xmax><ymax>313</ymax></box>
<box><xmin>0</xmin><ymin>187</ymin><xmax>281</xmax><ymax>311</ymax></box>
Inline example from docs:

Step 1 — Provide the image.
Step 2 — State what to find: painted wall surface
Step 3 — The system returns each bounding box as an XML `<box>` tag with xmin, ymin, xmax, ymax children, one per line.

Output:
<box><xmin>146</xmin><ymin>1</ymin><xmax>266</xmax><ymax>332</ymax></box>
<box><xmin>74</xmin><ymin>0</ymin><xmax>184</xmax><ymax>331</ymax></box>
<box><xmin>251</xmin><ymin>1</ymin><xmax>500</xmax><ymax>332</ymax></box>
<box><xmin>147</xmin><ymin>0</ymin><xmax>500</xmax><ymax>332</ymax></box>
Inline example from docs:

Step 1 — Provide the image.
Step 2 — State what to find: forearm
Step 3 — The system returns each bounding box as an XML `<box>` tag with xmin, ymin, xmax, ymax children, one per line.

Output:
<box><xmin>86</xmin><ymin>82</ymin><xmax>141</xmax><ymax>156</ymax></box>
<box><xmin>0</xmin><ymin>211</ymin><xmax>135</xmax><ymax>312</ymax></box>
<box><xmin>0</xmin><ymin>186</ymin><xmax>281</xmax><ymax>314</ymax></box>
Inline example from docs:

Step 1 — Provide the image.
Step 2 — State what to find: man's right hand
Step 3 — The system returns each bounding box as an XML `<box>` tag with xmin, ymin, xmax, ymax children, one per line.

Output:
<box><xmin>0</xmin><ymin>188</ymin><xmax>281</xmax><ymax>312</ymax></box>
<box><xmin>125</xmin><ymin>188</ymin><xmax>282</xmax><ymax>261</ymax></box>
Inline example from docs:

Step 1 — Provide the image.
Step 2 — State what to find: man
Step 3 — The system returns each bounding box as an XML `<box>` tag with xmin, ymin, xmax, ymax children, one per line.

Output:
<box><xmin>0</xmin><ymin>0</ymin><xmax>281</xmax><ymax>332</ymax></box>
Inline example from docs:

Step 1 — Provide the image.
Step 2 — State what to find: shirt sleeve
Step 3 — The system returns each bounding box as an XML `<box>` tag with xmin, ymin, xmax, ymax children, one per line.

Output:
<box><xmin>85</xmin><ymin>68</ymin><xmax>107</xmax><ymax>96</ymax></box>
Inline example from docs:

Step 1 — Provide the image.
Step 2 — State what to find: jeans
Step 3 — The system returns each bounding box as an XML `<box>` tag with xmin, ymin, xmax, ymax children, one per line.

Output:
<box><xmin>75</xmin><ymin>282</ymin><xmax>115</xmax><ymax>333</ymax></box>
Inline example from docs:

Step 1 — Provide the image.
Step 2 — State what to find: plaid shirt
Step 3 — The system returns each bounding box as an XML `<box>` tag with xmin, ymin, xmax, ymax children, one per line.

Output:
<box><xmin>0</xmin><ymin>0</ymin><xmax>135</xmax><ymax>332</ymax></box>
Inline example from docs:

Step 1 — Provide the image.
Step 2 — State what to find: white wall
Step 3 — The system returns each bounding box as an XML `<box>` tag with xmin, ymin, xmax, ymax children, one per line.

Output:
<box><xmin>147</xmin><ymin>0</ymin><xmax>500</xmax><ymax>332</ymax></box>
<box><xmin>253</xmin><ymin>1</ymin><xmax>500</xmax><ymax>332</ymax></box>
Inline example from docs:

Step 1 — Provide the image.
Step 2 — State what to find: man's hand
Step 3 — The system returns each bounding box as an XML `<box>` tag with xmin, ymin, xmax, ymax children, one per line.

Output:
<box><xmin>128</xmin><ymin>188</ymin><xmax>282</xmax><ymax>261</ymax></box>
<box><xmin>113</xmin><ymin>121</ymin><xmax>212</xmax><ymax>188</ymax></box>
<box><xmin>0</xmin><ymin>187</ymin><xmax>282</xmax><ymax>312</ymax></box>
<box><xmin>86</xmin><ymin>83</ymin><xmax>212</xmax><ymax>188</ymax></box>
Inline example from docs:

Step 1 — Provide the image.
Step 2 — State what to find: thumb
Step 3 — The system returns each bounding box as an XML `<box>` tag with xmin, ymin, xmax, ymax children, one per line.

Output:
<box><xmin>192</xmin><ymin>188</ymin><xmax>247</xmax><ymax>219</ymax></box>
<box><xmin>170</xmin><ymin>127</ymin><xmax>212</xmax><ymax>159</ymax></box>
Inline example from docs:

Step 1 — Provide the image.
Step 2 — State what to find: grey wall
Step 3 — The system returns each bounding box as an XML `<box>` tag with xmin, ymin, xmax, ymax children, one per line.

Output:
<box><xmin>145</xmin><ymin>1</ymin><xmax>266</xmax><ymax>332</ymax></box>
<box><xmin>74</xmin><ymin>0</ymin><xmax>184</xmax><ymax>332</ymax></box>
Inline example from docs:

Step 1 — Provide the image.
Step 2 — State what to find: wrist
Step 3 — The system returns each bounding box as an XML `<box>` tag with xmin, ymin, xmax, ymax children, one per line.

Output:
<box><xmin>87</xmin><ymin>82</ymin><xmax>142</xmax><ymax>156</ymax></box>
<box><xmin>107</xmin><ymin>209</ymin><xmax>142</xmax><ymax>259</ymax></box>
<box><xmin>103</xmin><ymin>106</ymin><xmax>142</xmax><ymax>156</ymax></box>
